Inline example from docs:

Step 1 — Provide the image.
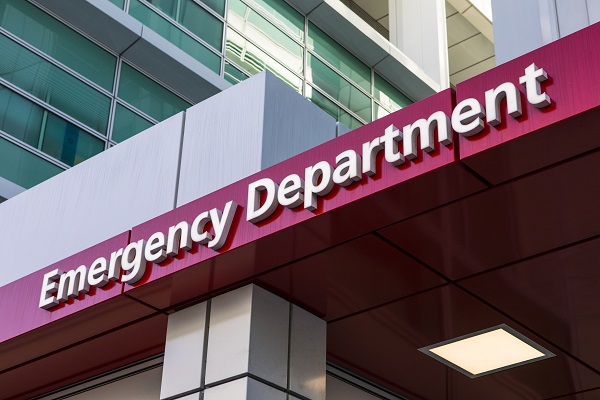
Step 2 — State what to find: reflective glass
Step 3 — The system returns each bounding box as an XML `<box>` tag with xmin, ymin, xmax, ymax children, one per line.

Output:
<box><xmin>229</xmin><ymin>0</ymin><xmax>302</xmax><ymax>73</ymax></box>
<box><xmin>108</xmin><ymin>0</ymin><xmax>125</xmax><ymax>9</ymax></box>
<box><xmin>112</xmin><ymin>103</ymin><xmax>154</xmax><ymax>143</ymax></box>
<box><xmin>242</xmin><ymin>0</ymin><xmax>304</xmax><ymax>41</ymax></box>
<box><xmin>0</xmin><ymin>35</ymin><xmax>111</xmax><ymax>134</ymax></box>
<box><xmin>200</xmin><ymin>0</ymin><xmax>226</xmax><ymax>16</ymax></box>
<box><xmin>305</xmin><ymin>85</ymin><xmax>362</xmax><ymax>130</ymax></box>
<box><xmin>226</xmin><ymin>29</ymin><xmax>302</xmax><ymax>93</ymax></box>
<box><xmin>307</xmin><ymin>54</ymin><xmax>370</xmax><ymax>122</ymax></box>
<box><xmin>0</xmin><ymin>86</ymin><xmax>43</xmax><ymax>147</ymax></box>
<box><xmin>307</xmin><ymin>23</ymin><xmax>370</xmax><ymax>92</ymax></box>
<box><xmin>129</xmin><ymin>0</ymin><xmax>221</xmax><ymax>73</ymax></box>
<box><xmin>148</xmin><ymin>0</ymin><xmax>223</xmax><ymax>51</ymax></box>
<box><xmin>118</xmin><ymin>63</ymin><xmax>191</xmax><ymax>121</ymax></box>
<box><xmin>224</xmin><ymin>63</ymin><xmax>248</xmax><ymax>84</ymax></box>
<box><xmin>41</xmin><ymin>114</ymin><xmax>104</xmax><ymax>166</ymax></box>
<box><xmin>0</xmin><ymin>0</ymin><xmax>117</xmax><ymax>91</ymax></box>
<box><xmin>374</xmin><ymin>102</ymin><xmax>390</xmax><ymax>120</ymax></box>
<box><xmin>374</xmin><ymin>73</ymin><xmax>412</xmax><ymax>111</ymax></box>
<box><xmin>0</xmin><ymin>136</ymin><xmax>63</xmax><ymax>189</ymax></box>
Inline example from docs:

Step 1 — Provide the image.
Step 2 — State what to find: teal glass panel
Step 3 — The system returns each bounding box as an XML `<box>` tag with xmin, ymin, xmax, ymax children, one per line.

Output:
<box><xmin>0</xmin><ymin>136</ymin><xmax>63</xmax><ymax>189</ymax></box>
<box><xmin>374</xmin><ymin>73</ymin><xmax>412</xmax><ymax>112</ymax></box>
<box><xmin>241</xmin><ymin>0</ymin><xmax>304</xmax><ymax>41</ymax></box>
<box><xmin>224</xmin><ymin>63</ymin><xmax>248</xmax><ymax>84</ymax></box>
<box><xmin>226</xmin><ymin>29</ymin><xmax>302</xmax><ymax>93</ymax></box>
<box><xmin>0</xmin><ymin>35</ymin><xmax>111</xmax><ymax>134</ymax></box>
<box><xmin>307</xmin><ymin>23</ymin><xmax>370</xmax><ymax>92</ymax></box>
<box><xmin>41</xmin><ymin>113</ymin><xmax>104</xmax><ymax>166</ymax></box>
<box><xmin>307</xmin><ymin>54</ymin><xmax>371</xmax><ymax>122</ymax></box>
<box><xmin>0</xmin><ymin>0</ymin><xmax>117</xmax><ymax>91</ymax></box>
<box><xmin>0</xmin><ymin>87</ymin><xmax>43</xmax><ymax>147</ymax></box>
<box><xmin>305</xmin><ymin>85</ymin><xmax>362</xmax><ymax>130</ymax></box>
<box><xmin>200</xmin><ymin>0</ymin><xmax>225</xmax><ymax>16</ymax></box>
<box><xmin>129</xmin><ymin>0</ymin><xmax>221</xmax><ymax>73</ymax></box>
<box><xmin>229</xmin><ymin>0</ymin><xmax>302</xmax><ymax>73</ymax></box>
<box><xmin>374</xmin><ymin>102</ymin><xmax>390</xmax><ymax>120</ymax></box>
<box><xmin>118</xmin><ymin>63</ymin><xmax>191</xmax><ymax>121</ymax></box>
<box><xmin>149</xmin><ymin>0</ymin><xmax>223</xmax><ymax>51</ymax></box>
<box><xmin>112</xmin><ymin>103</ymin><xmax>154</xmax><ymax>143</ymax></box>
<box><xmin>108</xmin><ymin>0</ymin><xmax>125</xmax><ymax>9</ymax></box>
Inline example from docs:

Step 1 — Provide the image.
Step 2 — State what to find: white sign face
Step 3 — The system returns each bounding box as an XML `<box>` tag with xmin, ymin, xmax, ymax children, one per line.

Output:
<box><xmin>39</xmin><ymin>64</ymin><xmax>552</xmax><ymax>310</ymax></box>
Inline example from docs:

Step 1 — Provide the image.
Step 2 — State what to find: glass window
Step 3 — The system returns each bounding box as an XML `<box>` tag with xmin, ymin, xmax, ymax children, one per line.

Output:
<box><xmin>229</xmin><ymin>0</ymin><xmax>302</xmax><ymax>74</ymax></box>
<box><xmin>129</xmin><ymin>0</ymin><xmax>221</xmax><ymax>73</ymax></box>
<box><xmin>224</xmin><ymin>63</ymin><xmax>248</xmax><ymax>84</ymax></box>
<box><xmin>226</xmin><ymin>29</ymin><xmax>302</xmax><ymax>93</ymax></box>
<box><xmin>200</xmin><ymin>0</ymin><xmax>226</xmax><ymax>16</ymax></box>
<box><xmin>112</xmin><ymin>104</ymin><xmax>154</xmax><ymax>143</ymax></box>
<box><xmin>41</xmin><ymin>114</ymin><xmax>104</xmax><ymax>166</ymax></box>
<box><xmin>307</xmin><ymin>23</ymin><xmax>370</xmax><ymax>93</ymax></box>
<box><xmin>374</xmin><ymin>102</ymin><xmax>390</xmax><ymax>120</ymax></box>
<box><xmin>108</xmin><ymin>0</ymin><xmax>125</xmax><ymax>9</ymax></box>
<box><xmin>374</xmin><ymin>73</ymin><xmax>412</xmax><ymax>112</ymax></box>
<box><xmin>307</xmin><ymin>54</ymin><xmax>370</xmax><ymax>122</ymax></box>
<box><xmin>305</xmin><ymin>85</ymin><xmax>363</xmax><ymax>130</ymax></box>
<box><xmin>147</xmin><ymin>0</ymin><xmax>223</xmax><ymax>51</ymax></box>
<box><xmin>0</xmin><ymin>35</ymin><xmax>111</xmax><ymax>134</ymax></box>
<box><xmin>242</xmin><ymin>0</ymin><xmax>304</xmax><ymax>41</ymax></box>
<box><xmin>0</xmin><ymin>0</ymin><xmax>117</xmax><ymax>91</ymax></box>
<box><xmin>0</xmin><ymin>136</ymin><xmax>63</xmax><ymax>189</ymax></box>
<box><xmin>0</xmin><ymin>87</ymin><xmax>43</xmax><ymax>147</ymax></box>
<box><xmin>118</xmin><ymin>63</ymin><xmax>191</xmax><ymax>121</ymax></box>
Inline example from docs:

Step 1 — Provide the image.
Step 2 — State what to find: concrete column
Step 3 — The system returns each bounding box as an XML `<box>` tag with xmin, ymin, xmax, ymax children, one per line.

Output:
<box><xmin>159</xmin><ymin>285</ymin><xmax>326</xmax><ymax>400</ymax></box>
<box><xmin>388</xmin><ymin>0</ymin><xmax>450</xmax><ymax>89</ymax></box>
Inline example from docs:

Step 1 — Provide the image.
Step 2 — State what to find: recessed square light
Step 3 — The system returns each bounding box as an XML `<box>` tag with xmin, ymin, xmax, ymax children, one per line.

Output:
<box><xmin>419</xmin><ymin>324</ymin><xmax>555</xmax><ymax>378</ymax></box>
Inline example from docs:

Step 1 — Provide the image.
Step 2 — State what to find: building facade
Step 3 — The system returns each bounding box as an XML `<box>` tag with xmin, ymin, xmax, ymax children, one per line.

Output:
<box><xmin>2</xmin><ymin>0</ymin><xmax>600</xmax><ymax>399</ymax></box>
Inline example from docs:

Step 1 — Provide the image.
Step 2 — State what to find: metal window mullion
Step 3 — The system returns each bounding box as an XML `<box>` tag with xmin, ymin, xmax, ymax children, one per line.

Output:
<box><xmin>302</xmin><ymin>9</ymin><xmax>308</xmax><ymax>96</ymax></box>
<box><xmin>225</xmin><ymin>24</ymin><xmax>304</xmax><ymax>80</ymax></box>
<box><xmin>0</xmin><ymin>79</ymin><xmax>109</xmax><ymax>142</ymax></box>
<box><xmin>106</xmin><ymin>56</ymin><xmax>123</xmax><ymax>145</ymax></box>
<box><xmin>0</xmin><ymin>130</ymin><xmax>70</xmax><ymax>170</ymax></box>
<box><xmin>0</xmin><ymin>29</ymin><xmax>114</xmax><ymax>97</ymax></box>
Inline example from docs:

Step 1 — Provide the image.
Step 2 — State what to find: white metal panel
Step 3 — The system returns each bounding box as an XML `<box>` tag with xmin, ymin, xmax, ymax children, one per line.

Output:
<box><xmin>160</xmin><ymin>302</ymin><xmax>207</xmax><ymax>399</ymax></box>
<box><xmin>556</xmin><ymin>0</ymin><xmax>590</xmax><ymax>36</ymax></box>
<box><xmin>203</xmin><ymin>377</ymin><xmax>287</xmax><ymax>400</ymax></box>
<box><xmin>177</xmin><ymin>72</ymin><xmax>336</xmax><ymax>207</ymax></box>
<box><xmin>288</xmin><ymin>305</ymin><xmax>327</xmax><ymax>400</ymax></box>
<box><xmin>0</xmin><ymin>113</ymin><xmax>184</xmax><ymax>286</ymax></box>
<box><xmin>587</xmin><ymin>0</ymin><xmax>600</xmax><ymax>23</ymax></box>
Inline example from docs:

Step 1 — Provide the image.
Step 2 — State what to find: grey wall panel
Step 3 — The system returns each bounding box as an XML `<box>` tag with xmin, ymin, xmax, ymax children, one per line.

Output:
<box><xmin>556</xmin><ymin>0</ymin><xmax>590</xmax><ymax>36</ymax></box>
<box><xmin>177</xmin><ymin>72</ymin><xmax>337</xmax><ymax>207</ymax></box>
<box><xmin>587</xmin><ymin>0</ymin><xmax>600</xmax><ymax>23</ymax></box>
<box><xmin>0</xmin><ymin>113</ymin><xmax>184</xmax><ymax>286</ymax></box>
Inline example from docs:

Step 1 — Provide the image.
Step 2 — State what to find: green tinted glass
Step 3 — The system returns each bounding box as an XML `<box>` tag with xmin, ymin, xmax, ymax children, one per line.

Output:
<box><xmin>0</xmin><ymin>87</ymin><xmax>43</xmax><ymax>147</ymax></box>
<box><xmin>307</xmin><ymin>54</ymin><xmax>370</xmax><ymax>122</ymax></box>
<box><xmin>200</xmin><ymin>0</ymin><xmax>225</xmax><ymax>16</ymax></box>
<box><xmin>0</xmin><ymin>0</ymin><xmax>117</xmax><ymax>91</ymax></box>
<box><xmin>112</xmin><ymin>104</ymin><xmax>154</xmax><ymax>143</ymax></box>
<box><xmin>0</xmin><ymin>35</ymin><xmax>111</xmax><ymax>134</ymax></box>
<box><xmin>129</xmin><ymin>0</ymin><xmax>221</xmax><ymax>73</ymax></box>
<box><xmin>374</xmin><ymin>102</ymin><xmax>390</xmax><ymax>120</ymax></box>
<box><xmin>0</xmin><ymin>136</ymin><xmax>63</xmax><ymax>189</ymax></box>
<box><xmin>307</xmin><ymin>23</ymin><xmax>370</xmax><ymax>92</ymax></box>
<box><xmin>374</xmin><ymin>73</ymin><xmax>412</xmax><ymax>111</ymax></box>
<box><xmin>41</xmin><ymin>114</ymin><xmax>104</xmax><ymax>166</ymax></box>
<box><xmin>229</xmin><ymin>0</ymin><xmax>302</xmax><ymax>73</ymax></box>
<box><xmin>305</xmin><ymin>86</ymin><xmax>362</xmax><ymax>130</ymax></box>
<box><xmin>224</xmin><ymin>63</ymin><xmax>248</xmax><ymax>84</ymax></box>
<box><xmin>118</xmin><ymin>63</ymin><xmax>191</xmax><ymax>121</ymax></box>
<box><xmin>180</xmin><ymin>0</ymin><xmax>223</xmax><ymax>50</ymax></box>
<box><xmin>108</xmin><ymin>0</ymin><xmax>125</xmax><ymax>9</ymax></box>
<box><xmin>226</xmin><ymin>29</ymin><xmax>302</xmax><ymax>93</ymax></box>
<box><xmin>242</xmin><ymin>0</ymin><xmax>304</xmax><ymax>40</ymax></box>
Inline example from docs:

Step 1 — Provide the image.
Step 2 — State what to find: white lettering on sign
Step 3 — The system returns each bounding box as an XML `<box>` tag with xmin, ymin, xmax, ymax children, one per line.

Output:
<box><xmin>39</xmin><ymin>64</ymin><xmax>552</xmax><ymax>311</ymax></box>
<box><xmin>246</xmin><ymin>63</ymin><xmax>552</xmax><ymax>222</ymax></box>
<box><xmin>39</xmin><ymin>201</ymin><xmax>238</xmax><ymax>310</ymax></box>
